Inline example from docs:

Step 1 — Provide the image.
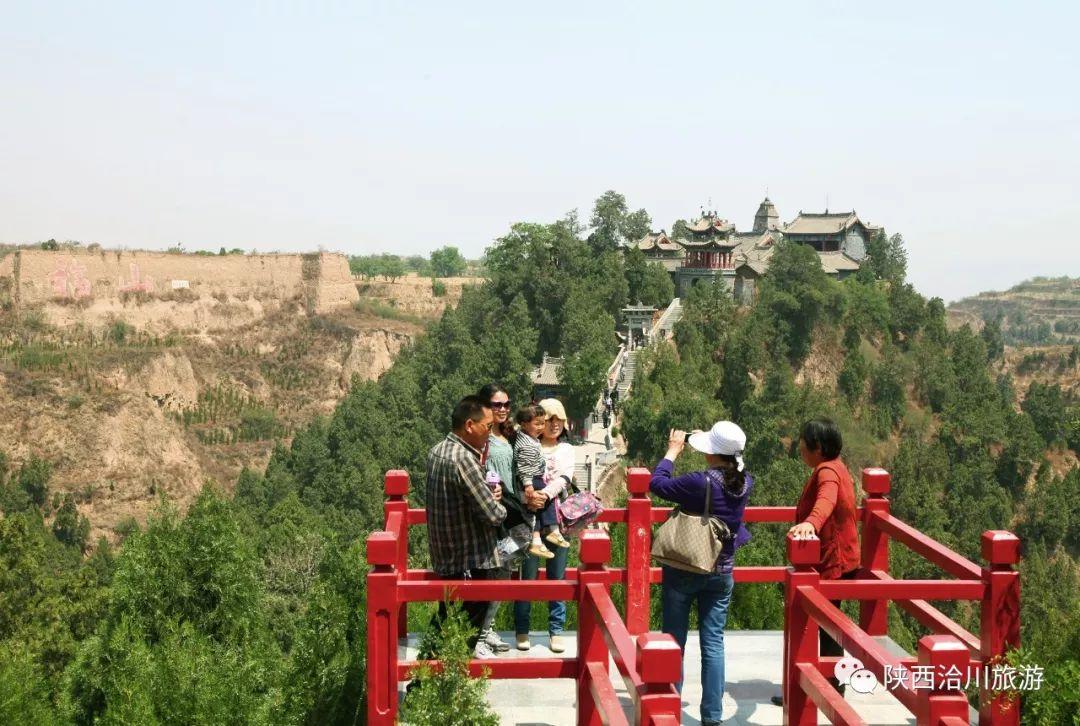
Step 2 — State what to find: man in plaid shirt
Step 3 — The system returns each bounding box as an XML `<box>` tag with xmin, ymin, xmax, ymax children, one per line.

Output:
<box><xmin>425</xmin><ymin>395</ymin><xmax>507</xmax><ymax>651</ymax></box>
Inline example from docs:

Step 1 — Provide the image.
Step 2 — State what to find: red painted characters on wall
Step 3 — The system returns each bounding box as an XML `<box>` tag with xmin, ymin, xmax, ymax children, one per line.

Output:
<box><xmin>119</xmin><ymin>263</ymin><xmax>154</xmax><ymax>294</ymax></box>
<box><xmin>49</xmin><ymin>257</ymin><xmax>92</xmax><ymax>299</ymax></box>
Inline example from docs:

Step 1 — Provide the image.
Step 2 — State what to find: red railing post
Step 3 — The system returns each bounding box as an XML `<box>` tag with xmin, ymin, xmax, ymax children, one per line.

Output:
<box><xmin>636</xmin><ymin>633</ymin><xmax>683</xmax><ymax>725</ymax></box>
<box><xmin>577</xmin><ymin>529</ymin><xmax>612</xmax><ymax>726</ymax></box>
<box><xmin>384</xmin><ymin>470</ymin><xmax>410</xmax><ymax>634</ymax></box>
<box><xmin>859</xmin><ymin>467</ymin><xmax>891</xmax><ymax>636</ymax></box>
<box><xmin>625</xmin><ymin>467</ymin><xmax>653</xmax><ymax>636</ymax></box>
<box><xmin>783</xmin><ymin>534</ymin><xmax>821</xmax><ymax>726</ymax></box>
<box><xmin>916</xmin><ymin>635</ymin><xmax>970</xmax><ymax>725</ymax></box>
<box><xmin>979</xmin><ymin>530</ymin><xmax>1021</xmax><ymax>726</ymax></box>
<box><xmin>366</xmin><ymin>530</ymin><xmax>401</xmax><ymax>726</ymax></box>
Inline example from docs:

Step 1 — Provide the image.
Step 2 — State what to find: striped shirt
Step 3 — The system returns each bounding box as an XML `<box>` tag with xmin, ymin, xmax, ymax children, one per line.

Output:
<box><xmin>426</xmin><ymin>432</ymin><xmax>507</xmax><ymax>574</ymax></box>
<box><xmin>513</xmin><ymin>432</ymin><xmax>545</xmax><ymax>492</ymax></box>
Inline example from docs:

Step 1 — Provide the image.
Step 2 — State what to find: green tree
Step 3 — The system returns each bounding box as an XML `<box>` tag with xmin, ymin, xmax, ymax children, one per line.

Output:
<box><xmin>838</xmin><ymin>347</ymin><xmax>869</xmax><ymax>405</ymax></box>
<box><xmin>17</xmin><ymin>456</ymin><xmax>51</xmax><ymax>510</ymax></box>
<box><xmin>52</xmin><ymin>495</ymin><xmax>90</xmax><ymax>551</ymax></box>
<box><xmin>864</xmin><ymin>231</ymin><xmax>908</xmax><ymax>285</ymax></box>
<box><xmin>869</xmin><ymin>355</ymin><xmax>905</xmax><ymax>436</ymax></box>
<box><xmin>0</xmin><ymin>642</ymin><xmax>56</xmax><ymax>725</ymax></box>
<box><xmin>430</xmin><ymin>246</ymin><xmax>467</xmax><ymax>278</ymax></box>
<box><xmin>923</xmin><ymin>297</ymin><xmax>949</xmax><ymax>345</ymax></box>
<box><xmin>559</xmin><ymin>288</ymin><xmax>615</xmax><ymax>421</ymax></box>
<box><xmin>63</xmin><ymin>489</ymin><xmax>283</xmax><ymax>724</ymax></box>
<box><xmin>887</xmin><ymin>282</ymin><xmax>926</xmax><ymax>347</ymax></box>
<box><xmin>842</xmin><ymin>277</ymin><xmax>891</xmax><ymax>338</ymax></box>
<box><xmin>994</xmin><ymin>410</ymin><xmax>1045</xmax><ymax>499</ymax></box>
<box><xmin>980</xmin><ymin>314</ymin><xmax>1005</xmax><ymax>361</ymax></box>
<box><xmin>484</xmin><ymin>218</ymin><xmax>624</xmax><ymax>354</ymax></box>
<box><xmin>641</xmin><ymin>262</ymin><xmax>675</xmax><ymax>308</ymax></box>
<box><xmin>349</xmin><ymin>255</ymin><xmax>380</xmax><ymax>279</ymax></box>
<box><xmin>401</xmin><ymin>603</ymin><xmax>499</xmax><ymax>726</ymax></box>
<box><xmin>380</xmin><ymin>255</ymin><xmax>406</xmax><ymax>282</ymax></box>
<box><xmin>623</xmin><ymin>245</ymin><xmax>649</xmax><ymax>302</ymax></box>
<box><xmin>588</xmin><ymin>190</ymin><xmax>651</xmax><ymax>252</ymax></box>
<box><xmin>624</xmin><ymin>247</ymin><xmax>675</xmax><ymax>308</ymax></box>
<box><xmin>756</xmin><ymin>240</ymin><xmax>843</xmax><ymax>362</ymax></box>
<box><xmin>1022</xmin><ymin>382</ymin><xmax>1066</xmax><ymax>445</ymax></box>
<box><xmin>405</xmin><ymin>254</ymin><xmax>434</xmax><ymax>276</ymax></box>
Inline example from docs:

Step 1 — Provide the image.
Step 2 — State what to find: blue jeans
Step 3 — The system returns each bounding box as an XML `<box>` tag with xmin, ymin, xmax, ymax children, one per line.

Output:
<box><xmin>661</xmin><ymin>565</ymin><xmax>734</xmax><ymax>724</ymax></box>
<box><xmin>514</xmin><ymin>545</ymin><xmax>569</xmax><ymax>635</ymax></box>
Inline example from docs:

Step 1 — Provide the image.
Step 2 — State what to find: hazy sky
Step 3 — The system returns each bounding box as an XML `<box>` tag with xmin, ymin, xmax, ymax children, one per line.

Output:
<box><xmin>2</xmin><ymin>1</ymin><xmax>1077</xmax><ymax>302</ymax></box>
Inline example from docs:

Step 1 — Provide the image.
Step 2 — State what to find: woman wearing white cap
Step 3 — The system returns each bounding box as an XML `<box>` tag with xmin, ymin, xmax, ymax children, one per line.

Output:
<box><xmin>650</xmin><ymin>422</ymin><xmax>753</xmax><ymax>726</ymax></box>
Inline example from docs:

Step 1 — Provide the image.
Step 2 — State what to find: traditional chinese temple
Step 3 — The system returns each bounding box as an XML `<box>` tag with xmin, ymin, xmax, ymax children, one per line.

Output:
<box><xmin>628</xmin><ymin>197</ymin><xmax>879</xmax><ymax>302</ymax></box>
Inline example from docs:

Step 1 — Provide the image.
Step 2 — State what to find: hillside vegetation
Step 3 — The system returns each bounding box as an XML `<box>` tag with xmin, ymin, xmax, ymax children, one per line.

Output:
<box><xmin>949</xmin><ymin>275</ymin><xmax>1080</xmax><ymax>345</ymax></box>
<box><xmin>622</xmin><ymin>243</ymin><xmax>1079</xmax><ymax>723</ymax></box>
<box><xmin>0</xmin><ymin>195</ymin><xmax>1074</xmax><ymax>723</ymax></box>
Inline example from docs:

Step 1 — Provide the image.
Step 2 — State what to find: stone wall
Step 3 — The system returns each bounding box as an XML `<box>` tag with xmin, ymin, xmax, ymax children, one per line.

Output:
<box><xmin>0</xmin><ymin>249</ymin><xmax>359</xmax><ymax>317</ymax></box>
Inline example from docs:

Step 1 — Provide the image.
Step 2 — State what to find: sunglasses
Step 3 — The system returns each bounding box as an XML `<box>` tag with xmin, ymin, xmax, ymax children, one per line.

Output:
<box><xmin>490</xmin><ymin>401</ymin><xmax>511</xmax><ymax>410</ymax></box>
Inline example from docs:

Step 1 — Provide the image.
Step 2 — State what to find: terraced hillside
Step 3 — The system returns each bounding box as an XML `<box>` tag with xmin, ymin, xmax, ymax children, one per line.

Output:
<box><xmin>948</xmin><ymin>276</ymin><xmax>1080</xmax><ymax>345</ymax></box>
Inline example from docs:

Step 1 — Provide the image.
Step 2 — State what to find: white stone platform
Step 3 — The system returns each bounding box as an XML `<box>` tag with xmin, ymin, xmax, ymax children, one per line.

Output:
<box><xmin>398</xmin><ymin>629</ymin><xmax>970</xmax><ymax>725</ymax></box>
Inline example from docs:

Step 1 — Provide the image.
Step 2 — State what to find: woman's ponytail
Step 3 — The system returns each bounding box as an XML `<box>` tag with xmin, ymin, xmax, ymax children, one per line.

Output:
<box><xmin>715</xmin><ymin>454</ymin><xmax>746</xmax><ymax>496</ymax></box>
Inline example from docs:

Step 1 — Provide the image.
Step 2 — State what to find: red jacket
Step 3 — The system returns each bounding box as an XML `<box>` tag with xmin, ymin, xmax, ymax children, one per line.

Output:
<box><xmin>795</xmin><ymin>459</ymin><xmax>860</xmax><ymax>580</ymax></box>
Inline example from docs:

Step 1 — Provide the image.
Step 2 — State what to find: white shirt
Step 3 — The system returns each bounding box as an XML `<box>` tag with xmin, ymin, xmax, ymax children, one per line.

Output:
<box><xmin>540</xmin><ymin>441</ymin><xmax>576</xmax><ymax>498</ymax></box>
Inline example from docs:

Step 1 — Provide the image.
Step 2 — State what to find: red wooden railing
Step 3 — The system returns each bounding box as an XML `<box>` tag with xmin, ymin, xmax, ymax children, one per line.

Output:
<box><xmin>365</xmin><ymin>466</ymin><xmax>1021</xmax><ymax>725</ymax></box>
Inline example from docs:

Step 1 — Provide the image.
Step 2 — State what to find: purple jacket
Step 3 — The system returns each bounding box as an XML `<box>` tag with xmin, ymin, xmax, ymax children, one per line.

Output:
<box><xmin>650</xmin><ymin>458</ymin><xmax>753</xmax><ymax>573</ymax></box>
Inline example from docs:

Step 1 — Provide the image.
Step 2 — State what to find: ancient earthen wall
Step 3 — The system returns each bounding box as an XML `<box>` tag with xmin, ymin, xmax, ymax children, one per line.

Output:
<box><xmin>0</xmin><ymin>249</ymin><xmax>358</xmax><ymax>314</ymax></box>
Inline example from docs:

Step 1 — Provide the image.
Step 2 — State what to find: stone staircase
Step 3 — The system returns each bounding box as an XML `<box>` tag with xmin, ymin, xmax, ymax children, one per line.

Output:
<box><xmin>654</xmin><ymin>296</ymin><xmax>683</xmax><ymax>336</ymax></box>
<box><xmin>616</xmin><ymin>350</ymin><xmax>637</xmax><ymax>400</ymax></box>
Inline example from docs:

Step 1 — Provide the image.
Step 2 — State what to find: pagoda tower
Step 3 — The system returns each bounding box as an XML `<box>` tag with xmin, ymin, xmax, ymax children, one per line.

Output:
<box><xmin>753</xmin><ymin>197</ymin><xmax>780</xmax><ymax>232</ymax></box>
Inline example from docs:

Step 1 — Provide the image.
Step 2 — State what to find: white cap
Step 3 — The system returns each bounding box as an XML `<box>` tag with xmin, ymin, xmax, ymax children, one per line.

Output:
<box><xmin>688</xmin><ymin>421</ymin><xmax>747</xmax><ymax>471</ymax></box>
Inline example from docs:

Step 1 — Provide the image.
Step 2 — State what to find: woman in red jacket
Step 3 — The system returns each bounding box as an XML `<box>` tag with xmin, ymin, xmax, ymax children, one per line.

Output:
<box><xmin>785</xmin><ymin>419</ymin><xmax>860</xmax><ymax>698</ymax></box>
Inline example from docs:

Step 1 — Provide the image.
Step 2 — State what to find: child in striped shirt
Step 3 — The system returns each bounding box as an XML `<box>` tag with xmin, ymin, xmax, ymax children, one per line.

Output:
<box><xmin>513</xmin><ymin>405</ymin><xmax>570</xmax><ymax>559</ymax></box>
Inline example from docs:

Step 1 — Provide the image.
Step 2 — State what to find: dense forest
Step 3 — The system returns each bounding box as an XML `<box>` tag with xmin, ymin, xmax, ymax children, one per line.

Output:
<box><xmin>1</xmin><ymin>192</ymin><xmax>1077</xmax><ymax>723</ymax></box>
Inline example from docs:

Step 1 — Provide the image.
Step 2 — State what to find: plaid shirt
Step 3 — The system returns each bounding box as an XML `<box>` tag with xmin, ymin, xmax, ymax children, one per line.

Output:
<box><xmin>426</xmin><ymin>432</ymin><xmax>507</xmax><ymax>574</ymax></box>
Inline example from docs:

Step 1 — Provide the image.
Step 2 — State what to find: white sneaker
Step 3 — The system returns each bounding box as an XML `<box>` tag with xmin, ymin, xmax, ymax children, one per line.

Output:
<box><xmin>482</xmin><ymin>628</ymin><xmax>510</xmax><ymax>652</ymax></box>
<box><xmin>474</xmin><ymin>641</ymin><xmax>498</xmax><ymax>659</ymax></box>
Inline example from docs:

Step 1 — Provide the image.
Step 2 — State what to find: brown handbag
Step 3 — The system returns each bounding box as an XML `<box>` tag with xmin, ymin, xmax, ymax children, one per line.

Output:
<box><xmin>651</xmin><ymin>471</ymin><xmax>733</xmax><ymax>574</ymax></box>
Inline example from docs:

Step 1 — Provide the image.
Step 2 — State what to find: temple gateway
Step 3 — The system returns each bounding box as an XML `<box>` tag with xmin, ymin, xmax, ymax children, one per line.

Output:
<box><xmin>630</xmin><ymin>198</ymin><xmax>881</xmax><ymax>303</ymax></box>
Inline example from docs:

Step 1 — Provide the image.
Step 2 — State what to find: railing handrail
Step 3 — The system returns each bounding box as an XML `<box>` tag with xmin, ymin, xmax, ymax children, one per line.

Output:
<box><xmin>367</xmin><ymin>465</ymin><xmax>1021</xmax><ymax>725</ymax></box>
<box><xmin>781</xmin><ymin>469</ymin><xmax>1021</xmax><ymax>726</ymax></box>
<box><xmin>870</xmin><ymin>510</ymin><xmax>983</xmax><ymax>580</ymax></box>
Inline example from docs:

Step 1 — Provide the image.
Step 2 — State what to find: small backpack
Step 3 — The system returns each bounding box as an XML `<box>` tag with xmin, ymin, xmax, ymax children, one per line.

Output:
<box><xmin>557</xmin><ymin>486</ymin><xmax>603</xmax><ymax>539</ymax></box>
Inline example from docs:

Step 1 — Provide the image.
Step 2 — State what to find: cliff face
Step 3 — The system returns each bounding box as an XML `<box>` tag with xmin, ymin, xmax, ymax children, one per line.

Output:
<box><xmin>0</xmin><ymin>250</ymin><xmax>443</xmax><ymax>543</ymax></box>
<box><xmin>0</xmin><ymin>305</ymin><xmax>423</xmax><ymax>542</ymax></box>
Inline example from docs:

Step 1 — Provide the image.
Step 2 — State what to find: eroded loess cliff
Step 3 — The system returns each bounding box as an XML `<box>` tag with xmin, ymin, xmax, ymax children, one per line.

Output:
<box><xmin>0</xmin><ymin>272</ymin><xmax>427</xmax><ymax>542</ymax></box>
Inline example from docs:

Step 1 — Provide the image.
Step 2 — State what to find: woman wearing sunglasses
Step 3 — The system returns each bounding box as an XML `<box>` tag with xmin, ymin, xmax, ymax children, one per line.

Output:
<box><xmin>475</xmin><ymin>383</ymin><xmax>522</xmax><ymax>656</ymax></box>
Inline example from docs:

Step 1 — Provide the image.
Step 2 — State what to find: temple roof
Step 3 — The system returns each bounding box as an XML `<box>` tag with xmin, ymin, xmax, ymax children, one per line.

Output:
<box><xmin>732</xmin><ymin>243</ymin><xmax>861</xmax><ymax>277</ymax></box>
<box><xmin>685</xmin><ymin>216</ymin><xmax>735</xmax><ymax>235</ymax></box>
<box><xmin>817</xmin><ymin>251</ymin><xmax>862</xmax><ymax>273</ymax></box>
<box><xmin>679</xmin><ymin>237</ymin><xmax>738</xmax><ymax>250</ymax></box>
<box><xmin>783</xmin><ymin>211</ymin><xmax>868</xmax><ymax>236</ymax></box>
<box><xmin>679</xmin><ymin>215</ymin><xmax>738</xmax><ymax>249</ymax></box>
<box><xmin>631</xmin><ymin>231</ymin><xmax>682</xmax><ymax>253</ymax></box>
<box><xmin>531</xmin><ymin>353</ymin><xmax>563</xmax><ymax>387</ymax></box>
